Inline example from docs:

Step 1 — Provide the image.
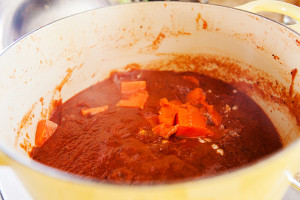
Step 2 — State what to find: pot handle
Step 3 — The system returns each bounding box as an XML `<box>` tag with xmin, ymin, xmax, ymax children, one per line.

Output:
<box><xmin>236</xmin><ymin>0</ymin><xmax>300</xmax><ymax>33</ymax></box>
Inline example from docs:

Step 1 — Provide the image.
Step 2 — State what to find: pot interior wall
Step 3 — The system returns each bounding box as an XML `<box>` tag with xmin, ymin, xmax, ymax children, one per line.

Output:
<box><xmin>0</xmin><ymin>2</ymin><xmax>299</xmax><ymax>164</ymax></box>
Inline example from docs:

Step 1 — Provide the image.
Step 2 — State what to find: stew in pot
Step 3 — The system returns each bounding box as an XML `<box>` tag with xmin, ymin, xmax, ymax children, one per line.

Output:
<box><xmin>30</xmin><ymin>70</ymin><xmax>282</xmax><ymax>184</ymax></box>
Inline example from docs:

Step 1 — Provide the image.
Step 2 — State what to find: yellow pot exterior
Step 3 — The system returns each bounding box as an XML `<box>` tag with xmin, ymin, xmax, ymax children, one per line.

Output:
<box><xmin>1</xmin><ymin>140</ymin><xmax>300</xmax><ymax>200</ymax></box>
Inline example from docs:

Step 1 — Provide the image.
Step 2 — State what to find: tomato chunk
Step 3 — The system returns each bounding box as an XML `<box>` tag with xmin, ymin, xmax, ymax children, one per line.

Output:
<box><xmin>117</xmin><ymin>91</ymin><xmax>149</xmax><ymax>109</ymax></box>
<box><xmin>121</xmin><ymin>81</ymin><xmax>146</xmax><ymax>94</ymax></box>
<box><xmin>153</xmin><ymin>124</ymin><xmax>178</xmax><ymax>139</ymax></box>
<box><xmin>81</xmin><ymin>105</ymin><xmax>108</xmax><ymax>116</ymax></box>
<box><xmin>186</xmin><ymin>88</ymin><xmax>206</xmax><ymax>105</ymax></box>
<box><xmin>177</xmin><ymin>105</ymin><xmax>206</xmax><ymax>127</ymax></box>
<box><xmin>117</xmin><ymin>81</ymin><xmax>149</xmax><ymax>109</ymax></box>
<box><xmin>35</xmin><ymin>120</ymin><xmax>58</xmax><ymax>147</ymax></box>
<box><xmin>158</xmin><ymin>98</ymin><xmax>181</xmax><ymax>126</ymax></box>
<box><xmin>186</xmin><ymin>88</ymin><xmax>222</xmax><ymax>126</ymax></box>
<box><xmin>182</xmin><ymin>76</ymin><xmax>199</xmax><ymax>86</ymax></box>
<box><xmin>152</xmin><ymin>88</ymin><xmax>222</xmax><ymax>139</ymax></box>
<box><xmin>176</xmin><ymin>104</ymin><xmax>213</xmax><ymax>137</ymax></box>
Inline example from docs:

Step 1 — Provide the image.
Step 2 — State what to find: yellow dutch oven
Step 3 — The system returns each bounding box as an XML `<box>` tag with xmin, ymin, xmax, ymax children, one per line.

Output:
<box><xmin>0</xmin><ymin>0</ymin><xmax>300</xmax><ymax>199</ymax></box>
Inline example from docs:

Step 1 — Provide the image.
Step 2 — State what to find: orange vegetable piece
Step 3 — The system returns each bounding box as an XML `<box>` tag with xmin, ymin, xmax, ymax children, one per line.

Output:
<box><xmin>117</xmin><ymin>91</ymin><xmax>149</xmax><ymax>109</ymax></box>
<box><xmin>81</xmin><ymin>105</ymin><xmax>108</xmax><ymax>116</ymax></box>
<box><xmin>121</xmin><ymin>81</ymin><xmax>146</xmax><ymax>94</ymax></box>
<box><xmin>35</xmin><ymin>119</ymin><xmax>58</xmax><ymax>147</ymax></box>
<box><xmin>186</xmin><ymin>88</ymin><xmax>206</xmax><ymax>105</ymax></box>
<box><xmin>182</xmin><ymin>76</ymin><xmax>199</xmax><ymax>86</ymax></box>
<box><xmin>176</xmin><ymin>105</ymin><xmax>213</xmax><ymax>137</ymax></box>
<box><xmin>176</xmin><ymin>104</ymin><xmax>214</xmax><ymax>137</ymax></box>
<box><xmin>158</xmin><ymin>98</ymin><xmax>181</xmax><ymax>126</ymax></box>
<box><xmin>177</xmin><ymin>105</ymin><xmax>206</xmax><ymax>128</ymax></box>
<box><xmin>186</xmin><ymin>88</ymin><xmax>222</xmax><ymax>126</ymax></box>
<box><xmin>153</xmin><ymin>124</ymin><xmax>178</xmax><ymax>139</ymax></box>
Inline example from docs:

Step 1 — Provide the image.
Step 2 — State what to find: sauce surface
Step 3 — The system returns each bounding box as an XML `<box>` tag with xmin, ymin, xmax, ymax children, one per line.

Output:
<box><xmin>30</xmin><ymin>70</ymin><xmax>282</xmax><ymax>184</ymax></box>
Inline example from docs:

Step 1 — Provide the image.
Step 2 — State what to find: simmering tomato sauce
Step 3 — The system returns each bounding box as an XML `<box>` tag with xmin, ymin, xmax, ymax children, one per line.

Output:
<box><xmin>30</xmin><ymin>70</ymin><xmax>282</xmax><ymax>184</ymax></box>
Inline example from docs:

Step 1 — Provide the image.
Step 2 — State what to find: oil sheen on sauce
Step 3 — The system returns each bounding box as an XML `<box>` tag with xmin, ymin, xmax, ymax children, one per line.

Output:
<box><xmin>30</xmin><ymin>70</ymin><xmax>282</xmax><ymax>184</ymax></box>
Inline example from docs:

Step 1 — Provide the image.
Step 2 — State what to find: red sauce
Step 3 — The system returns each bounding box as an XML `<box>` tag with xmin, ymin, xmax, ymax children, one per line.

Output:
<box><xmin>30</xmin><ymin>70</ymin><xmax>282</xmax><ymax>184</ymax></box>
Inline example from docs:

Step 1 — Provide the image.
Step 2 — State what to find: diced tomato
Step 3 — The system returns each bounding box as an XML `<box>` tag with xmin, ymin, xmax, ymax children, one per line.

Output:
<box><xmin>117</xmin><ymin>91</ymin><xmax>149</xmax><ymax>109</ymax></box>
<box><xmin>182</xmin><ymin>76</ymin><xmax>199</xmax><ymax>86</ymax></box>
<box><xmin>81</xmin><ymin>105</ymin><xmax>108</xmax><ymax>116</ymax></box>
<box><xmin>186</xmin><ymin>88</ymin><xmax>206</xmax><ymax>105</ymax></box>
<box><xmin>176</xmin><ymin>104</ymin><xmax>214</xmax><ymax>137</ymax></box>
<box><xmin>35</xmin><ymin>119</ymin><xmax>58</xmax><ymax>147</ymax></box>
<box><xmin>186</xmin><ymin>88</ymin><xmax>222</xmax><ymax>126</ymax></box>
<box><xmin>177</xmin><ymin>104</ymin><xmax>206</xmax><ymax>128</ymax></box>
<box><xmin>153</xmin><ymin>124</ymin><xmax>178</xmax><ymax>139</ymax></box>
<box><xmin>158</xmin><ymin>98</ymin><xmax>181</xmax><ymax>126</ymax></box>
<box><xmin>121</xmin><ymin>81</ymin><xmax>146</xmax><ymax>94</ymax></box>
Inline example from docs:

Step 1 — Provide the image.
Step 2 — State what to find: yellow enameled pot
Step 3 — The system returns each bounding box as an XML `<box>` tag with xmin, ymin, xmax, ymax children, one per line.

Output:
<box><xmin>0</xmin><ymin>1</ymin><xmax>300</xmax><ymax>199</ymax></box>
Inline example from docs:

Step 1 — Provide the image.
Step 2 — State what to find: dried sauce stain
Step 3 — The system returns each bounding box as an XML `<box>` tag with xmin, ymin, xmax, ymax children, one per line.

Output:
<box><xmin>20</xmin><ymin>138</ymin><xmax>32</xmax><ymax>153</ymax></box>
<box><xmin>55</xmin><ymin>67</ymin><xmax>76</xmax><ymax>92</ymax></box>
<box><xmin>296</xmin><ymin>39</ymin><xmax>300</xmax><ymax>46</ymax></box>
<box><xmin>16</xmin><ymin>102</ymin><xmax>37</xmax><ymax>149</ymax></box>
<box><xmin>152</xmin><ymin>32</ymin><xmax>166</xmax><ymax>50</ymax></box>
<box><xmin>289</xmin><ymin>68</ymin><xmax>298</xmax><ymax>97</ymax></box>
<box><xmin>272</xmin><ymin>54</ymin><xmax>280</xmax><ymax>60</ymax></box>
<box><xmin>17</xmin><ymin>62</ymin><xmax>81</xmax><ymax>152</ymax></box>
<box><xmin>256</xmin><ymin>46</ymin><xmax>264</xmax><ymax>51</ymax></box>
<box><xmin>39</xmin><ymin>97</ymin><xmax>44</xmax><ymax>106</ymax></box>
<box><xmin>202</xmin><ymin>20</ymin><xmax>207</xmax><ymax>30</ymax></box>
<box><xmin>124</xmin><ymin>63</ymin><xmax>142</xmax><ymax>71</ymax></box>
<box><xmin>143</xmin><ymin>28</ymin><xmax>191</xmax><ymax>53</ymax></box>
<box><xmin>195</xmin><ymin>13</ymin><xmax>208</xmax><ymax>30</ymax></box>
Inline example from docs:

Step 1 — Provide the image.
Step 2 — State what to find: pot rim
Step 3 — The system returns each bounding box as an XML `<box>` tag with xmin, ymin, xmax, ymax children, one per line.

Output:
<box><xmin>0</xmin><ymin>1</ymin><xmax>299</xmax><ymax>188</ymax></box>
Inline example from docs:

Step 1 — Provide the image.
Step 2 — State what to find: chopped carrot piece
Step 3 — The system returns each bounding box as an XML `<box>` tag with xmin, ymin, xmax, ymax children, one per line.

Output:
<box><xmin>182</xmin><ymin>76</ymin><xmax>199</xmax><ymax>86</ymax></box>
<box><xmin>186</xmin><ymin>88</ymin><xmax>206</xmax><ymax>105</ymax></box>
<box><xmin>153</xmin><ymin>124</ymin><xmax>178</xmax><ymax>139</ymax></box>
<box><xmin>35</xmin><ymin>119</ymin><xmax>58</xmax><ymax>147</ymax></box>
<box><xmin>117</xmin><ymin>91</ymin><xmax>149</xmax><ymax>109</ymax></box>
<box><xmin>158</xmin><ymin>98</ymin><xmax>181</xmax><ymax>126</ymax></box>
<box><xmin>121</xmin><ymin>81</ymin><xmax>146</xmax><ymax>94</ymax></box>
<box><xmin>177</xmin><ymin>105</ymin><xmax>206</xmax><ymax>129</ymax></box>
<box><xmin>81</xmin><ymin>105</ymin><xmax>108</xmax><ymax>116</ymax></box>
<box><xmin>186</xmin><ymin>88</ymin><xmax>222</xmax><ymax>126</ymax></box>
<box><xmin>176</xmin><ymin>104</ymin><xmax>213</xmax><ymax>137</ymax></box>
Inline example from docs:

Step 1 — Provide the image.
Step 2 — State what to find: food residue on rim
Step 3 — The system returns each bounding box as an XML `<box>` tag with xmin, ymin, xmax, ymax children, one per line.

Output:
<box><xmin>152</xmin><ymin>32</ymin><xmax>166</xmax><ymax>50</ymax></box>
<box><xmin>195</xmin><ymin>13</ymin><xmax>208</xmax><ymax>30</ymax></box>
<box><xmin>39</xmin><ymin>97</ymin><xmax>44</xmax><ymax>106</ymax></box>
<box><xmin>17</xmin><ymin>63</ymin><xmax>82</xmax><ymax>152</ymax></box>
<box><xmin>272</xmin><ymin>54</ymin><xmax>280</xmax><ymax>60</ymax></box>
<box><xmin>289</xmin><ymin>68</ymin><xmax>298</xmax><ymax>97</ymax></box>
